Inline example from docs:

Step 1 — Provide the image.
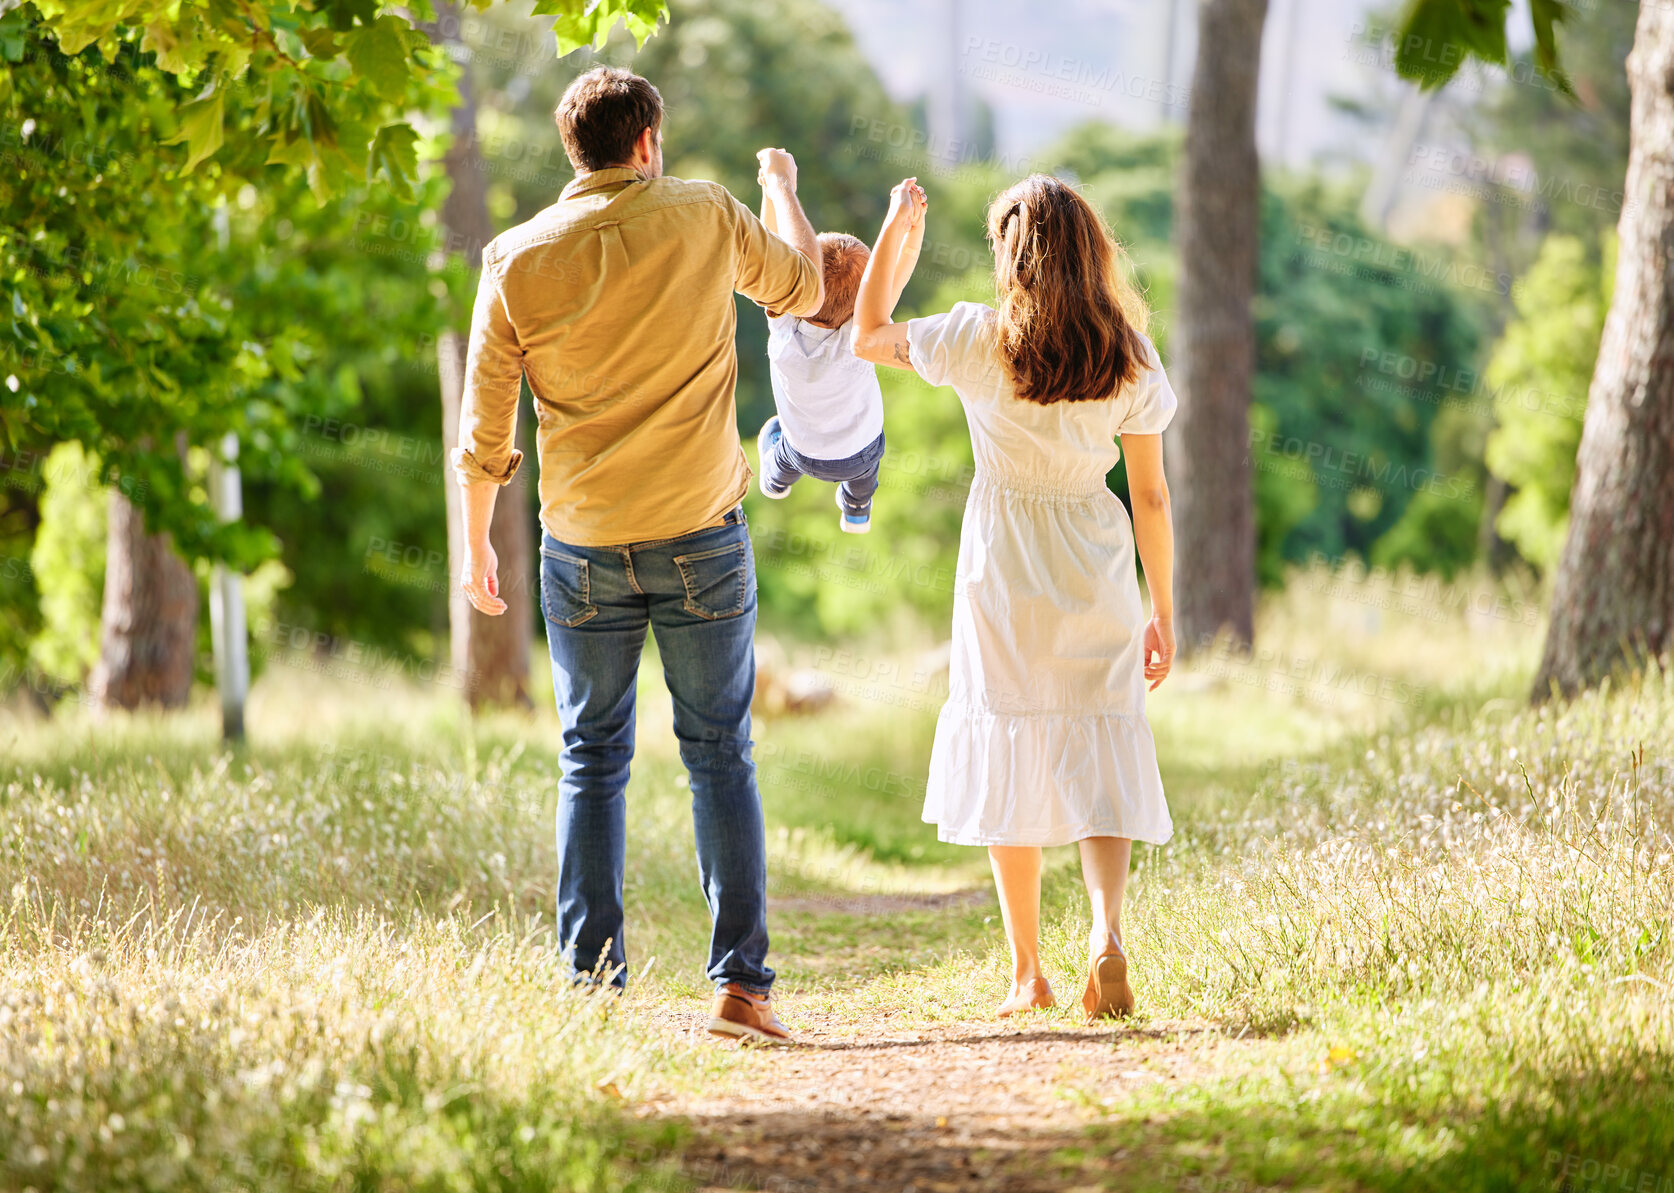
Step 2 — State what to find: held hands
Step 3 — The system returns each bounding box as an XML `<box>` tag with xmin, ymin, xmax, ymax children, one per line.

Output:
<box><xmin>757</xmin><ymin>148</ymin><xmax>798</xmax><ymax>191</ymax></box>
<box><xmin>460</xmin><ymin>540</ymin><xmax>506</xmax><ymax>617</ymax></box>
<box><xmin>1143</xmin><ymin>615</ymin><xmax>1174</xmax><ymax>690</ymax></box>
<box><xmin>886</xmin><ymin>177</ymin><xmax>928</xmax><ymax>230</ymax></box>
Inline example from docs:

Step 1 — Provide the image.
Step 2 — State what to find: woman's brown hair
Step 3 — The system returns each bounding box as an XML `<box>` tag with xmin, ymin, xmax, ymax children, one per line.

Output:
<box><xmin>986</xmin><ymin>174</ymin><xmax>1151</xmax><ymax>405</ymax></box>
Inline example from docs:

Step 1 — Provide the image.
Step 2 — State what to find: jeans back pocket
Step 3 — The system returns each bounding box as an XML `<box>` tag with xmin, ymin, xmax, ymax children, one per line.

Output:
<box><xmin>541</xmin><ymin>546</ymin><xmax>597</xmax><ymax>628</ymax></box>
<box><xmin>672</xmin><ymin>542</ymin><xmax>751</xmax><ymax>620</ymax></box>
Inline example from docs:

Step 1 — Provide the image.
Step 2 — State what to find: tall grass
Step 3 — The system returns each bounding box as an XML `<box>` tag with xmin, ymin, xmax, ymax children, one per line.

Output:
<box><xmin>3</xmin><ymin>563</ymin><xmax>1669</xmax><ymax>1191</ymax></box>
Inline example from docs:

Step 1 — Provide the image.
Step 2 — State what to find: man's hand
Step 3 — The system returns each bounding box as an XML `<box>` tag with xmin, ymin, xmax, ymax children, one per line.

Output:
<box><xmin>461</xmin><ymin>539</ymin><xmax>506</xmax><ymax>616</ymax></box>
<box><xmin>757</xmin><ymin>147</ymin><xmax>798</xmax><ymax>191</ymax></box>
<box><xmin>1143</xmin><ymin>614</ymin><xmax>1175</xmax><ymax>691</ymax></box>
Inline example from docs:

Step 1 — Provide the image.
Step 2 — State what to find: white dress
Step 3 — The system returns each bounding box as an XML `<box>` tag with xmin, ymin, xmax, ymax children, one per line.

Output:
<box><xmin>907</xmin><ymin>302</ymin><xmax>1177</xmax><ymax>847</ymax></box>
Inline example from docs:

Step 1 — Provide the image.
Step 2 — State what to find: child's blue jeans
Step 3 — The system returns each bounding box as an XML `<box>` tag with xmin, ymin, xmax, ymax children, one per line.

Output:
<box><xmin>764</xmin><ymin>430</ymin><xmax>886</xmax><ymax>516</ymax></box>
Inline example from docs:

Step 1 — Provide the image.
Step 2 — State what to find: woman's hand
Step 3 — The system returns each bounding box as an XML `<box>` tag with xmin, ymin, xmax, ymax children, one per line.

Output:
<box><xmin>886</xmin><ymin>177</ymin><xmax>926</xmax><ymax>230</ymax></box>
<box><xmin>1143</xmin><ymin>614</ymin><xmax>1174</xmax><ymax>690</ymax></box>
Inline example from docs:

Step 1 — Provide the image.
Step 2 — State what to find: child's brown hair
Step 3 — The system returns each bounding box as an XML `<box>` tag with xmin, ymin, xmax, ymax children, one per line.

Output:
<box><xmin>807</xmin><ymin>232</ymin><xmax>870</xmax><ymax>329</ymax></box>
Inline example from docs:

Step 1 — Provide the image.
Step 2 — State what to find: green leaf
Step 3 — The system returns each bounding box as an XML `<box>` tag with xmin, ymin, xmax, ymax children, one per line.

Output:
<box><xmin>217</xmin><ymin>40</ymin><xmax>251</xmax><ymax>79</ymax></box>
<box><xmin>1394</xmin><ymin>0</ymin><xmax>1510</xmax><ymax>90</ymax></box>
<box><xmin>0</xmin><ymin>10</ymin><xmax>28</xmax><ymax>61</ymax></box>
<box><xmin>141</xmin><ymin>21</ymin><xmax>190</xmax><ymax>72</ymax></box>
<box><xmin>344</xmin><ymin>16</ymin><xmax>412</xmax><ymax>101</ymax></box>
<box><xmin>303</xmin><ymin>89</ymin><xmax>339</xmax><ymax>148</ymax></box>
<box><xmin>535</xmin><ymin>0</ymin><xmax>669</xmax><ymax>56</ymax></box>
<box><xmin>166</xmin><ymin>88</ymin><xmax>225</xmax><ymax>173</ymax></box>
<box><xmin>320</xmin><ymin>0</ymin><xmax>376</xmax><ymax>33</ymax></box>
<box><xmin>1528</xmin><ymin>0</ymin><xmax>1575</xmax><ymax>99</ymax></box>
<box><xmin>299</xmin><ymin>25</ymin><xmax>340</xmax><ymax>58</ymax></box>
<box><xmin>367</xmin><ymin>122</ymin><xmax>420</xmax><ymax>196</ymax></box>
<box><xmin>265</xmin><ymin>136</ymin><xmax>316</xmax><ymax>168</ymax></box>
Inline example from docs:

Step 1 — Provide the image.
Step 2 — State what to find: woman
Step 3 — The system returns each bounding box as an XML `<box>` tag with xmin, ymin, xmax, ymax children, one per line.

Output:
<box><xmin>853</xmin><ymin>175</ymin><xmax>1177</xmax><ymax>1022</ymax></box>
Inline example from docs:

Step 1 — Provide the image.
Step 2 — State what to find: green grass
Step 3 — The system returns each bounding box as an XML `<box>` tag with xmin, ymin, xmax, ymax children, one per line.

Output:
<box><xmin>2</xmin><ymin>564</ymin><xmax>1671</xmax><ymax>1191</ymax></box>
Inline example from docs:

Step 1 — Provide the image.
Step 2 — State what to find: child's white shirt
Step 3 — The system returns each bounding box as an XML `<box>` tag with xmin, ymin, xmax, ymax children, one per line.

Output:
<box><xmin>766</xmin><ymin>315</ymin><xmax>885</xmax><ymax>461</ymax></box>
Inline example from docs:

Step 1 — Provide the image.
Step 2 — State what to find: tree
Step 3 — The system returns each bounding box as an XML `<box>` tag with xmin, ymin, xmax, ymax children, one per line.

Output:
<box><xmin>6</xmin><ymin>0</ymin><xmax>666</xmax><ymax>708</ymax></box>
<box><xmin>1535</xmin><ymin>7</ymin><xmax>1674</xmax><ymax>696</ymax></box>
<box><xmin>1394</xmin><ymin>0</ymin><xmax>1674</xmax><ymax>696</ymax></box>
<box><xmin>427</xmin><ymin>1</ymin><xmax>533</xmax><ymax>709</ymax></box>
<box><xmin>88</xmin><ymin>488</ymin><xmax>198</xmax><ymax>709</ymax></box>
<box><xmin>1169</xmin><ymin>0</ymin><xmax>1268</xmax><ymax>651</ymax></box>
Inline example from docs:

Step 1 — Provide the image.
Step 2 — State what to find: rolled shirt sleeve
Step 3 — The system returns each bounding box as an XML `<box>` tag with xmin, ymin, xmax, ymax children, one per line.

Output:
<box><xmin>729</xmin><ymin>192</ymin><xmax>821</xmax><ymax>316</ymax></box>
<box><xmin>453</xmin><ymin>263</ymin><xmax>526</xmax><ymax>487</ymax></box>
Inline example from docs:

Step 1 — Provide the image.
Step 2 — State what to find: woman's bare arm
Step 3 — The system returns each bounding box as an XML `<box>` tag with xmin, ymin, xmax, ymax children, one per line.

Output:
<box><xmin>1121</xmin><ymin>432</ymin><xmax>1176</xmax><ymax>689</ymax></box>
<box><xmin>888</xmin><ymin>214</ymin><xmax>926</xmax><ymax>311</ymax></box>
<box><xmin>853</xmin><ymin>178</ymin><xmax>925</xmax><ymax>371</ymax></box>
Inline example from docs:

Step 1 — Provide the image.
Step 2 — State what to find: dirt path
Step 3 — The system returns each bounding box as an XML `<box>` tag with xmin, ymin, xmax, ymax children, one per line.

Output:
<box><xmin>659</xmin><ymin>1012</ymin><xmax>1220</xmax><ymax>1192</ymax></box>
<box><xmin>634</xmin><ymin>886</ymin><xmax>1231</xmax><ymax>1191</ymax></box>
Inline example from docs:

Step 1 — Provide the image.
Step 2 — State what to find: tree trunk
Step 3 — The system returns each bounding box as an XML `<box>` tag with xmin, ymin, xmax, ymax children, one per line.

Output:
<box><xmin>1534</xmin><ymin>4</ymin><xmax>1674</xmax><ymax>698</ymax></box>
<box><xmin>1169</xmin><ymin>0</ymin><xmax>1268</xmax><ymax>652</ymax></box>
<box><xmin>430</xmin><ymin>2</ymin><xmax>533</xmax><ymax>711</ymax></box>
<box><xmin>89</xmin><ymin>490</ymin><xmax>198</xmax><ymax>710</ymax></box>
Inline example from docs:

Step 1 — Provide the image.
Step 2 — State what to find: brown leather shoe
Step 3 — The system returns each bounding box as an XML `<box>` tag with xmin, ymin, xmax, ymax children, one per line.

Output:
<box><xmin>707</xmin><ymin>983</ymin><xmax>795</xmax><ymax>1045</ymax></box>
<box><xmin>1082</xmin><ymin>946</ymin><xmax>1135</xmax><ymax>1023</ymax></box>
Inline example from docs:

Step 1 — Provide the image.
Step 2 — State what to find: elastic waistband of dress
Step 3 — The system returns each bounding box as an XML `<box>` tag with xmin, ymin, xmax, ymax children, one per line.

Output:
<box><xmin>970</xmin><ymin>471</ymin><xmax>1109</xmax><ymax>502</ymax></box>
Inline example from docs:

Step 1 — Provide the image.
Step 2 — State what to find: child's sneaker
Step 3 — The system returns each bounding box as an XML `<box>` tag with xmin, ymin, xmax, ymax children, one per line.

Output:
<box><xmin>836</xmin><ymin>488</ymin><xmax>871</xmax><ymax>534</ymax></box>
<box><xmin>757</xmin><ymin>416</ymin><xmax>791</xmax><ymax>499</ymax></box>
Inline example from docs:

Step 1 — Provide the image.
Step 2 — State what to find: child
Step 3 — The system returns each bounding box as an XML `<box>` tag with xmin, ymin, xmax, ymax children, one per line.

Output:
<box><xmin>755</xmin><ymin>179</ymin><xmax>924</xmax><ymax>533</ymax></box>
<box><xmin>852</xmin><ymin>175</ymin><xmax>1177</xmax><ymax>1024</ymax></box>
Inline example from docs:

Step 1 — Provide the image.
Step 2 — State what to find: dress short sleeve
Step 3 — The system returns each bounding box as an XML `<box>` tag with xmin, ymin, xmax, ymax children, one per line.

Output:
<box><xmin>1117</xmin><ymin>335</ymin><xmax>1178</xmax><ymax>435</ymax></box>
<box><xmin>907</xmin><ymin>301</ymin><xmax>998</xmax><ymax>391</ymax></box>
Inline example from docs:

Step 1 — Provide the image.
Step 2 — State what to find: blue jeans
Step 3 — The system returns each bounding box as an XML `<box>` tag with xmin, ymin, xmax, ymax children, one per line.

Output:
<box><xmin>540</xmin><ymin>507</ymin><xmax>772</xmax><ymax>994</ymax></box>
<box><xmin>765</xmin><ymin>430</ymin><xmax>886</xmax><ymax>516</ymax></box>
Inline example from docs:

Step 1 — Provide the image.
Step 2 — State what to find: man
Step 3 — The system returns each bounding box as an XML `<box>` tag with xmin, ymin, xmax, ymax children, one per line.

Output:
<box><xmin>452</xmin><ymin>65</ymin><xmax>824</xmax><ymax>1045</ymax></box>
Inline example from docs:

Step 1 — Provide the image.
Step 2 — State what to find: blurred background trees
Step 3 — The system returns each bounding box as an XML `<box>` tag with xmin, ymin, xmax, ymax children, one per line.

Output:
<box><xmin>0</xmin><ymin>0</ymin><xmax>1655</xmax><ymax>718</ymax></box>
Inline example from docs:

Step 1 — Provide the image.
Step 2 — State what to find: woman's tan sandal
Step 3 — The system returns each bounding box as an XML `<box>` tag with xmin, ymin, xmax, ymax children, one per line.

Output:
<box><xmin>1082</xmin><ymin>947</ymin><xmax>1135</xmax><ymax>1023</ymax></box>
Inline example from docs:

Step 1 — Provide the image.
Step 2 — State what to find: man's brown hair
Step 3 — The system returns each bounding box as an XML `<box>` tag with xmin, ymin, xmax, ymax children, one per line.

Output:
<box><xmin>556</xmin><ymin>67</ymin><xmax>663</xmax><ymax>172</ymax></box>
<box><xmin>807</xmin><ymin>232</ymin><xmax>870</xmax><ymax>329</ymax></box>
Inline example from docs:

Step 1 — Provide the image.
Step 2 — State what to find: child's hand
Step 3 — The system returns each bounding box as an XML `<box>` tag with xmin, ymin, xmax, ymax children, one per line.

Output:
<box><xmin>758</xmin><ymin>147</ymin><xmax>798</xmax><ymax>191</ymax></box>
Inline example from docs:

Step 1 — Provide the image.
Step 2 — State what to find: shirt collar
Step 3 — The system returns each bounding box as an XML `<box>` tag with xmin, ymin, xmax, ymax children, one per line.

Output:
<box><xmin>796</xmin><ymin>320</ymin><xmax>842</xmax><ymax>347</ymax></box>
<box><xmin>561</xmin><ymin>166</ymin><xmax>649</xmax><ymax>200</ymax></box>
